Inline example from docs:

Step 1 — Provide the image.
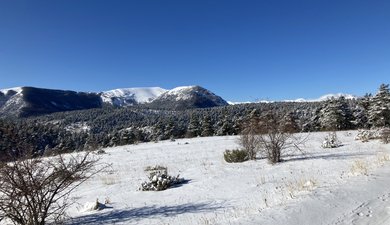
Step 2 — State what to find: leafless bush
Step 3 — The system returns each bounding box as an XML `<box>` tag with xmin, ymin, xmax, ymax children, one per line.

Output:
<box><xmin>239</xmin><ymin>110</ymin><xmax>261</xmax><ymax>160</ymax></box>
<box><xmin>256</xmin><ymin>112</ymin><xmax>308</xmax><ymax>164</ymax></box>
<box><xmin>239</xmin><ymin>133</ymin><xmax>259</xmax><ymax>160</ymax></box>
<box><xmin>0</xmin><ymin>153</ymin><xmax>102</xmax><ymax>225</ymax></box>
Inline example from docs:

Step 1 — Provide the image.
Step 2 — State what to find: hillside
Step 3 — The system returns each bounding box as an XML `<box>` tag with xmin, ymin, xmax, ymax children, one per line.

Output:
<box><xmin>0</xmin><ymin>87</ymin><xmax>102</xmax><ymax>117</ymax></box>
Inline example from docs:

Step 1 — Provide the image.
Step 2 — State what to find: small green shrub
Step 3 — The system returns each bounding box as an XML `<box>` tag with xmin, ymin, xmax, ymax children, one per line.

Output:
<box><xmin>224</xmin><ymin>149</ymin><xmax>248</xmax><ymax>163</ymax></box>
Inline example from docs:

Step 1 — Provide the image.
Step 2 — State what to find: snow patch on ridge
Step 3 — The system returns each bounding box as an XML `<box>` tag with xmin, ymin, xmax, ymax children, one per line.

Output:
<box><xmin>0</xmin><ymin>87</ymin><xmax>23</xmax><ymax>95</ymax></box>
<box><xmin>101</xmin><ymin>87</ymin><xmax>167</xmax><ymax>105</ymax></box>
<box><xmin>160</xmin><ymin>85</ymin><xmax>198</xmax><ymax>101</ymax></box>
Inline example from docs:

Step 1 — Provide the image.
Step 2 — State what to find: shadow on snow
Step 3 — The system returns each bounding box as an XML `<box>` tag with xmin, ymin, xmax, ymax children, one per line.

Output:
<box><xmin>285</xmin><ymin>151</ymin><xmax>374</xmax><ymax>162</ymax></box>
<box><xmin>69</xmin><ymin>202</ymin><xmax>223</xmax><ymax>224</ymax></box>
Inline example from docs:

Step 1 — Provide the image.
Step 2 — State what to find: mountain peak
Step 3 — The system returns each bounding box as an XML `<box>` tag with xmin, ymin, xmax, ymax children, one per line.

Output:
<box><xmin>150</xmin><ymin>85</ymin><xmax>228</xmax><ymax>110</ymax></box>
<box><xmin>0</xmin><ymin>87</ymin><xmax>24</xmax><ymax>96</ymax></box>
<box><xmin>101</xmin><ymin>87</ymin><xmax>167</xmax><ymax>106</ymax></box>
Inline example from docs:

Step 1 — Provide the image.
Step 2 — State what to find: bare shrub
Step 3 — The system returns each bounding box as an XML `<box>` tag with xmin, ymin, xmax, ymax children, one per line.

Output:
<box><xmin>239</xmin><ymin>109</ymin><xmax>261</xmax><ymax>160</ymax></box>
<box><xmin>256</xmin><ymin>112</ymin><xmax>308</xmax><ymax>164</ymax></box>
<box><xmin>224</xmin><ymin>149</ymin><xmax>248</xmax><ymax>163</ymax></box>
<box><xmin>0</xmin><ymin>153</ymin><xmax>102</xmax><ymax>225</ymax></box>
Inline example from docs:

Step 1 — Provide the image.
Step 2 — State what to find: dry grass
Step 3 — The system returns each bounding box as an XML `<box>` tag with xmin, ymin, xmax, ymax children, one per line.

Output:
<box><xmin>285</xmin><ymin>178</ymin><xmax>317</xmax><ymax>198</ymax></box>
<box><xmin>350</xmin><ymin>159</ymin><xmax>369</xmax><ymax>176</ymax></box>
<box><xmin>376</xmin><ymin>152</ymin><xmax>390</xmax><ymax>166</ymax></box>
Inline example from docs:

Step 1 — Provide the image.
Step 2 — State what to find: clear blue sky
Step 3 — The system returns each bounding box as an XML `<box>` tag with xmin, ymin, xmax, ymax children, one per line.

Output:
<box><xmin>0</xmin><ymin>0</ymin><xmax>389</xmax><ymax>101</ymax></box>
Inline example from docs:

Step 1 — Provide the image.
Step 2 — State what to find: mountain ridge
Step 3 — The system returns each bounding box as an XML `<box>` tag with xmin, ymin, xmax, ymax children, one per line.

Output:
<box><xmin>0</xmin><ymin>85</ymin><xmax>229</xmax><ymax>117</ymax></box>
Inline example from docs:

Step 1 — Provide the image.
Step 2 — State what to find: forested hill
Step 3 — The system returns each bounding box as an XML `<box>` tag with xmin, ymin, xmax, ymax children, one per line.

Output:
<box><xmin>1</xmin><ymin>84</ymin><xmax>389</xmax><ymax>162</ymax></box>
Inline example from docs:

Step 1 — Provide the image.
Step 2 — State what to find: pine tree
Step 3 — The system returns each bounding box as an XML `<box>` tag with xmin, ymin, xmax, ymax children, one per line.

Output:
<box><xmin>164</xmin><ymin>118</ymin><xmax>178</xmax><ymax>140</ymax></box>
<box><xmin>281</xmin><ymin>112</ymin><xmax>299</xmax><ymax>133</ymax></box>
<box><xmin>319</xmin><ymin>96</ymin><xmax>353</xmax><ymax>130</ymax></box>
<box><xmin>201</xmin><ymin>115</ymin><xmax>214</xmax><ymax>137</ymax></box>
<box><xmin>353</xmin><ymin>93</ymin><xmax>371</xmax><ymax>129</ymax></box>
<box><xmin>368</xmin><ymin>84</ymin><xmax>390</xmax><ymax>127</ymax></box>
<box><xmin>216</xmin><ymin>113</ymin><xmax>233</xmax><ymax>136</ymax></box>
<box><xmin>186</xmin><ymin>114</ymin><xmax>200</xmax><ymax>138</ymax></box>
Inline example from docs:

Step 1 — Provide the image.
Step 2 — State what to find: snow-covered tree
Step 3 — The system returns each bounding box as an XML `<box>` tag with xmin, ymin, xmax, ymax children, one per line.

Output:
<box><xmin>281</xmin><ymin>111</ymin><xmax>300</xmax><ymax>133</ymax></box>
<box><xmin>186</xmin><ymin>114</ymin><xmax>200</xmax><ymax>138</ymax></box>
<box><xmin>201</xmin><ymin>115</ymin><xmax>214</xmax><ymax>137</ymax></box>
<box><xmin>352</xmin><ymin>93</ymin><xmax>371</xmax><ymax>129</ymax></box>
<box><xmin>216</xmin><ymin>113</ymin><xmax>234</xmax><ymax>136</ymax></box>
<box><xmin>368</xmin><ymin>84</ymin><xmax>390</xmax><ymax>128</ymax></box>
<box><xmin>319</xmin><ymin>96</ymin><xmax>353</xmax><ymax>130</ymax></box>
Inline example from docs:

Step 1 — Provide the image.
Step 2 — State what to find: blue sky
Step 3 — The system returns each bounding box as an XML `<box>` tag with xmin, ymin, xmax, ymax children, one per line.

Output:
<box><xmin>0</xmin><ymin>0</ymin><xmax>389</xmax><ymax>101</ymax></box>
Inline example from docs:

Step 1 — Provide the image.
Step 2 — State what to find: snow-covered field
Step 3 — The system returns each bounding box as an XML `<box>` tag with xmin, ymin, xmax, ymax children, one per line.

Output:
<box><xmin>65</xmin><ymin>131</ymin><xmax>390</xmax><ymax>225</ymax></box>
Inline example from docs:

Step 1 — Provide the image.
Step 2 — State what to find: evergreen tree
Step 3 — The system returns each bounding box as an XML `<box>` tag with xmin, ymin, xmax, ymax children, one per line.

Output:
<box><xmin>164</xmin><ymin>118</ymin><xmax>178</xmax><ymax>139</ymax></box>
<box><xmin>281</xmin><ymin>111</ymin><xmax>299</xmax><ymax>132</ymax></box>
<box><xmin>216</xmin><ymin>113</ymin><xmax>234</xmax><ymax>136</ymax></box>
<box><xmin>152</xmin><ymin>119</ymin><xmax>165</xmax><ymax>141</ymax></box>
<box><xmin>368</xmin><ymin>84</ymin><xmax>390</xmax><ymax>127</ymax></box>
<box><xmin>186</xmin><ymin>114</ymin><xmax>200</xmax><ymax>138</ymax></box>
<box><xmin>201</xmin><ymin>115</ymin><xmax>214</xmax><ymax>137</ymax></box>
<box><xmin>319</xmin><ymin>96</ymin><xmax>353</xmax><ymax>130</ymax></box>
<box><xmin>353</xmin><ymin>93</ymin><xmax>371</xmax><ymax>129</ymax></box>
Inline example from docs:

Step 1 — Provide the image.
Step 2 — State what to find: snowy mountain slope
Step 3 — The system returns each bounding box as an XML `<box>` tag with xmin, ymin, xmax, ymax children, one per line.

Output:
<box><xmin>53</xmin><ymin>131</ymin><xmax>390</xmax><ymax>225</ymax></box>
<box><xmin>0</xmin><ymin>87</ymin><xmax>102</xmax><ymax>117</ymax></box>
<box><xmin>101</xmin><ymin>87</ymin><xmax>167</xmax><ymax>107</ymax></box>
<box><xmin>160</xmin><ymin>86</ymin><xmax>200</xmax><ymax>101</ymax></box>
<box><xmin>147</xmin><ymin>85</ymin><xmax>229</xmax><ymax>110</ymax></box>
<box><xmin>0</xmin><ymin>87</ymin><xmax>24</xmax><ymax>95</ymax></box>
<box><xmin>0</xmin><ymin>85</ymin><xmax>229</xmax><ymax>116</ymax></box>
<box><xmin>0</xmin><ymin>87</ymin><xmax>26</xmax><ymax>116</ymax></box>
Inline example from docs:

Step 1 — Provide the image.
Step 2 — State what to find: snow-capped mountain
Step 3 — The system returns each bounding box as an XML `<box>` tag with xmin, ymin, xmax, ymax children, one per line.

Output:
<box><xmin>0</xmin><ymin>85</ymin><xmax>229</xmax><ymax>117</ymax></box>
<box><xmin>285</xmin><ymin>93</ymin><xmax>357</xmax><ymax>103</ymax></box>
<box><xmin>228</xmin><ymin>93</ymin><xmax>357</xmax><ymax>105</ymax></box>
<box><xmin>101</xmin><ymin>87</ymin><xmax>167</xmax><ymax>107</ymax></box>
<box><xmin>0</xmin><ymin>87</ymin><xmax>102</xmax><ymax>117</ymax></box>
<box><xmin>147</xmin><ymin>85</ymin><xmax>229</xmax><ymax>110</ymax></box>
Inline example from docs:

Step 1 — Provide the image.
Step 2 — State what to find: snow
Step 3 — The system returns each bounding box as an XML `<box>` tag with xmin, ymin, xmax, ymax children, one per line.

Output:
<box><xmin>0</xmin><ymin>87</ymin><xmax>26</xmax><ymax>113</ymax></box>
<box><xmin>228</xmin><ymin>93</ymin><xmax>357</xmax><ymax>105</ymax></box>
<box><xmin>227</xmin><ymin>101</ymin><xmax>252</xmax><ymax>105</ymax></box>
<box><xmin>285</xmin><ymin>93</ymin><xmax>357</xmax><ymax>102</ymax></box>
<box><xmin>159</xmin><ymin>85</ymin><xmax>197</xmax><ymax>101</ymax></box>
<box><xmin>101</xmin><ymin>87</ymin><xmax>167</xmax><ymax>105</ymax></box>
<box><xmin>0</xmin><ymin>87</ymin><xmax>23</xmax><ymax>95</ymax></box>
<box><xmin>55</xmin><ymin>131</ymin><xmax>390</xmax><ymax>225</ymax></box>
<box><xmin>65</xmin><ymin>122</ymin><xmax>90</xmax><ymax>133</ymax></box>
